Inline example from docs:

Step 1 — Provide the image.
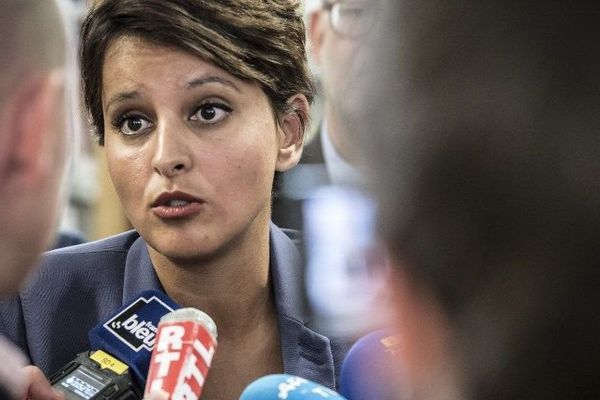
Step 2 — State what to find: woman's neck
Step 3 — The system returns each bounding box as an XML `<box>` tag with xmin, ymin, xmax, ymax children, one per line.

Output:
<box><xmin>147</xmin><ymin>221</ymin><xmax>284</xmax><ymax>399</ymax></box>
<box><xmin>147</xmin><ymin>220</ymin><xmax>274</xmax><ymax>339</ymax></box>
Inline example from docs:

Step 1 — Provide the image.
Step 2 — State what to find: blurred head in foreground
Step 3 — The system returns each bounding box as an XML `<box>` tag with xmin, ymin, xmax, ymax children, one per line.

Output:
<box><xmin>0</xmin><ymin>0</ymin><xmax>67</xmax><ymax>295</ymax></box>
<box><xmin>353</xmin><ymin>1</ymin><xmax>600</xmax><ymax>399</ymax></box>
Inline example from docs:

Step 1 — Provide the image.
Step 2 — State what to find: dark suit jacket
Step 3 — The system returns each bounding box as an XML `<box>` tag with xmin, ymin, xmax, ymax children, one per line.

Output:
<box><xmin>300</xmin><ymin>130</ymin><xmax>326</xmax><ymax>165</ymax></box>
<box><xmin>0</xmin><ymin>224</ymin><xmax>346</xmax><ymax>390</ymax></box>
<box><xmin>272</xmin><ymin>130</ymin><xmax>330</xmax><ymax>230</ymax></box>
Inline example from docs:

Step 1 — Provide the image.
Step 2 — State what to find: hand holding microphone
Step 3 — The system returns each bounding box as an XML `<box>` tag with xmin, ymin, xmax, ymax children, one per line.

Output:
<box><xmin>0</xmin><ymin>335</ymin><xmax>62</xmax><ymax>400</ymax></box>
<box><xmin>49</xmin><ymin>290</ymin><xmax>178</xmax><ymax>399</ymax></box>
<box><xmin>48</xmin><ymin>291</ymin><xmax>218</xmax><ymax>400</ymax></box>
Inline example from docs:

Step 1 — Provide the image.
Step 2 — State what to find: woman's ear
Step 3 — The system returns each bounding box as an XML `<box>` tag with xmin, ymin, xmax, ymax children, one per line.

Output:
<box><xmin>276</xmin><ymin>94</ymin><xmax>310</xmax><ymax>172</ymax></box>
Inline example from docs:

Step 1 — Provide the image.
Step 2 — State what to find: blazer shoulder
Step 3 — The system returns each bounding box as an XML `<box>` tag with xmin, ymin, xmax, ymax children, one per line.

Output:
<box><xmin>31</xmin><ymin>230</ymin><xmax>140</xmax><ymax>285</ymax></box>
<box><xmin>45</xmin><ymin>230</ymin><xmax>140</xmax><ymax>256</ymax></box>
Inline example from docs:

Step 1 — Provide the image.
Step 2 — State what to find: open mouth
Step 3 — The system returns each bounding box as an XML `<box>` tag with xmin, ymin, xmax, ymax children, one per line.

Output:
<box><xmin>165</xmin><ymin>199</ymin><xmax>192</xmax><ymax>207</ymax></box>
<box><xmin>151</xmin><ymin>191</ymin><xmax>204</xmax><ymax>219</ymax></box>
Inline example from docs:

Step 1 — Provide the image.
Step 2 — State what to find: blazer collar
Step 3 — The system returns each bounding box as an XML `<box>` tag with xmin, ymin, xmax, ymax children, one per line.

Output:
<box><xmin>122</xmin><ymin>233</ymin><xmax>163</xmax><ymax>305</ymax></box>
<box><xmin>269</xmin><ymin>223</ymin><xmax>336</xmax><ymax>389</ymax></box>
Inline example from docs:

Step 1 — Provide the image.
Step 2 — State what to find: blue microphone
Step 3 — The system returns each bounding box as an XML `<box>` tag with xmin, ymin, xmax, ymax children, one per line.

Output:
<box><xmin>88</xmin><ymin>290</ymin><xmax>179</xmax><ymax>386</ymax></box>
<box><xmin>340</xmin><ymin>330</ymin><xmax>407</xmax><ymax>400</ymax></box>
<box><xmin>50</xmin><ymin>290</ymin><xmax>179</xmax><ymax>399</ymax></box>
<box><xmin>240</xmin><ymin>374</ymin><xmax>347</xmax><ymax>399</ymax></box>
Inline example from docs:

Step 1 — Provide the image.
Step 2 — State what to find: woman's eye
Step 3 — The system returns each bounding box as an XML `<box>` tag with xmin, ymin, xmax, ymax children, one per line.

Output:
<box><xmin>190</xmin><ymin>103</ymin><xmax>232</xmax><ymax>124</ymax></box>
<box><xmin>119</xmin><ymin>116</ymin><xmax>153</xmax><ymax>135</ymax></box>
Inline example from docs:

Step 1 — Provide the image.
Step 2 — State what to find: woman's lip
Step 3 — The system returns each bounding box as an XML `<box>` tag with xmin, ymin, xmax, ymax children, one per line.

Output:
<box><xmin>152</xmin><ymin>201</ymin><xmax>204</xmax><ymax>219</ymax></box>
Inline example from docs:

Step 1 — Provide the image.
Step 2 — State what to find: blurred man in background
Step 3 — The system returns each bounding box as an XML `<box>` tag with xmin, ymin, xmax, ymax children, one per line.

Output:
<box><xmin>354</xmin><ymin>1</ymin><xmax>600</xmax><ymax>399</ymax></box>
<box><xmin>272</xmin><ymin>0</ymin><xmax>375</xmax><ymax>229</ymax></box>
<box><xmin>0</xmin><ymin>1</ymin><xmax>68</xmax><ymax>398</ymax></box>
<box><xmin>303</xmin><ymin>0</ymin><xmax>374</xmax><ymax>184</ymax></box>
<box><xmin>273</xmin><ymin>0</ymin><xmax>392</xmax><ymax>342</ymax></box>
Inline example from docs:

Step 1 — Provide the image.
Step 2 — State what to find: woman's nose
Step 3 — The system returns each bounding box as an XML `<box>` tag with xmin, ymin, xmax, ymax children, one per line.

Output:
<box><xmin>151</xmin><ymin>121</ymin><xmax>193</xmax><ymax>177</ymax></box>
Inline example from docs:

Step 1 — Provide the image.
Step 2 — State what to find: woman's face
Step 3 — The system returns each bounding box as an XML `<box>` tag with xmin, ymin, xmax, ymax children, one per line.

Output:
<box><xmin>102</xmin><ymin>36</ymin><xmax>296</xmax><ymax>261</ymax></box>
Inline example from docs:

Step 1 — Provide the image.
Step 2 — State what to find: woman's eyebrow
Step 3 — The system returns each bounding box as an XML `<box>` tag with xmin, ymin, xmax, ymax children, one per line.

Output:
<box><xmin>104</xmin><ymin>90</ymin><xmax>140</xmax><ymax>113</ymax></box>
<box><xmin>104</xmin><ymin>75</ymin><xmax>240</xmax><ymax>113</ymax></box>
<box><xmin>185</xmin><ymin>75</ymin><xmax>241</xmax><ymax>92</ymax></box>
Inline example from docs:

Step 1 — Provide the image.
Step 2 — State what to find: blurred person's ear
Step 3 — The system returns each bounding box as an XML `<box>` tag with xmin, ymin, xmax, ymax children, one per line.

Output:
<box><xmin>308</xmin><ymin>9</ymin><xmax>329</xmax><ymax>67</ymax></box>
<box><xmin>0</xmin><ymin>71</ymin><xmax>65</xmax><ymax>192</ymax></box>
<box><xmin>388</xmin><ymin>261</ymin><xmax>463</xmax><ymax>399</ymax></box>
<box><xmin>0</xmin><ymin>70</ymin><xmax>66</xmax><ymax>294</ymax></box>
<box><xmin>275</xmin><ymin>94</ymin><xmax>310</xmax><ymax>172</ymax></box>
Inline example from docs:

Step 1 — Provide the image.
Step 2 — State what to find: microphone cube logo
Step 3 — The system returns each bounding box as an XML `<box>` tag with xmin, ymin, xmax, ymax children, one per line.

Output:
<box><xmin>104</xmin><ymin>296</ymin><xmax>175</xmax><ymax>352</ymax></box>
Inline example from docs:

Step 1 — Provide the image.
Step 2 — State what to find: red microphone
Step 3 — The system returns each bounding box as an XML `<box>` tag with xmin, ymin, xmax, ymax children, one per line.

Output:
<box><xmin>145</xmin><ymin>308</ymin><xmax>218</xmax><ymax>400</ymax></box>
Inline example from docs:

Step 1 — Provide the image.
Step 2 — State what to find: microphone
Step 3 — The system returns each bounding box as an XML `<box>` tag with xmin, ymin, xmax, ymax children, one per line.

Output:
<box><xmin>145</xmin><ymin>308</ymin><xmax>218</xmax><ymax>400</ymax></box>
<box><xmin>49</xmin><ymin>290</ymin><xmax>179</xmax><ymax>399</ymax></box>
<box><xmin>239</xmin><ymin>374</ymin><xmax>347</xmax><ymax>399</ymax></box>
<box><xmin>339</xmin><ymin>330</ymin><xmax>407</xmax><ymax>400</ymax></box>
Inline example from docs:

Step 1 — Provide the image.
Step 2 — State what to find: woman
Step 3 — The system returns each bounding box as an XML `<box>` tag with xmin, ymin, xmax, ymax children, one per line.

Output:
<box><xmin>0</xmin><ymin>0</ymin><xmax>344</xmax><ymax>398</ymax></box>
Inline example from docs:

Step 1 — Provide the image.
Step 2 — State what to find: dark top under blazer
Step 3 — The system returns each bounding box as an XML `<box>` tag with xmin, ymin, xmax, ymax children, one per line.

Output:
<box><xmin>272</xmin><ymin>129</ymin><xmax>330</xmax><ymax>230</ymax></box>
<box><xmin>0</xmin><ymin>223</ymin><xmax>345</xmax><ymax>390</ymax></box>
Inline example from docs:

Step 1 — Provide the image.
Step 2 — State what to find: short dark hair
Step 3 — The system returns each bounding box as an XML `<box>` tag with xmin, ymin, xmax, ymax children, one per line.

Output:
<box><xmin>357</xmin><ymin>1</ymin><xmax>600</xmax><ymax>398</ymax></box>
<box><xmin>80</xmin><ymin>0</ymin><xmax>314</xmax><ymax>145</ymax></box>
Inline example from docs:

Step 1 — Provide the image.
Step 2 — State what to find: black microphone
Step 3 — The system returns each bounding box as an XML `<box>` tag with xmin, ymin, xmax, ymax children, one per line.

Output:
<box><xmin>49</xmin><ymin>290</ymin><xmax>179</xmax><ymax>399</ymax></box>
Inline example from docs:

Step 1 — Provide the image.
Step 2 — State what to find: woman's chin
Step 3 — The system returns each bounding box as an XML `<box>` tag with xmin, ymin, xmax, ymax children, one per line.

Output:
<box><xmin>146</xmin><ymin>235</ymin><xmax>231</xmax><ymax>266</ymax></box>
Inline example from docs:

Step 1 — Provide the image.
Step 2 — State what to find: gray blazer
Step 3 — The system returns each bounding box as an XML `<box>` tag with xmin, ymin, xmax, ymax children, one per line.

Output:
<box><xmin>0</xmin><ymin>223</ymin><xmax>346</xmax><ymax>390</ymax></box>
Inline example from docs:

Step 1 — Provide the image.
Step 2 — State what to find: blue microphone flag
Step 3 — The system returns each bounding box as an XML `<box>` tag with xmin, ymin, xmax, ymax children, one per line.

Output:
<box><xmin>88</xmin><ymin>290</ymin><xmax>179</xmax><ymax>388</ymax></box>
